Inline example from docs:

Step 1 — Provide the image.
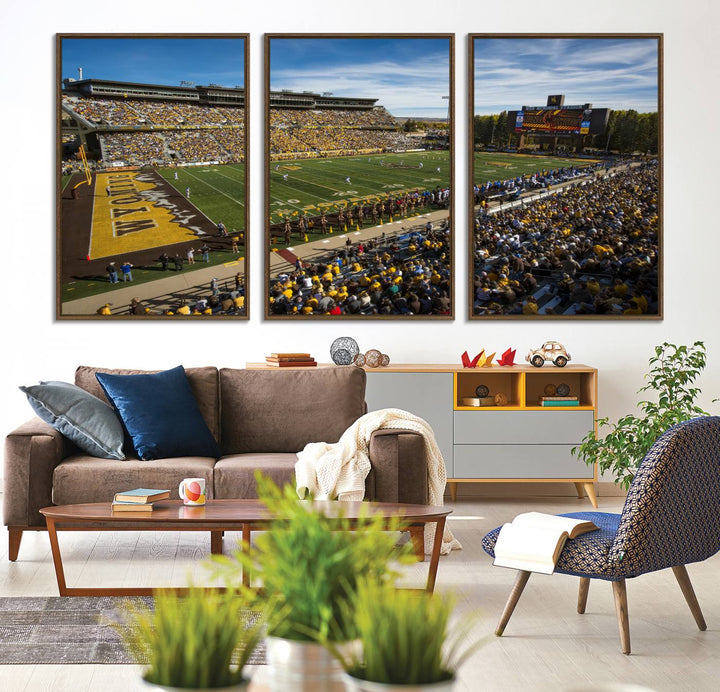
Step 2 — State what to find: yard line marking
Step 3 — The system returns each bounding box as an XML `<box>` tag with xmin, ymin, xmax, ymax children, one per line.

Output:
<box><xmin>182</xmin><ymin>168</ymin><xmax>246</xmax><ymax>207</ymax></box>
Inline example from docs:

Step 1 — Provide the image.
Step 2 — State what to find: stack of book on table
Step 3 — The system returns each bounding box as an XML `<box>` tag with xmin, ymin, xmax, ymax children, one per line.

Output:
<box><xmin>265</xmin><ymin>353</ymin><xmax>317</xmax><ymax>367</ymax></box>
<box><xmin>538</xmin><ymin>396</ymin><xmax>580</xmax><ymax>407</ymax></box>
<box><xmin>111</xmin><ymin>488</ymin><xmax>170</xmax><ymax>512</ymax></box>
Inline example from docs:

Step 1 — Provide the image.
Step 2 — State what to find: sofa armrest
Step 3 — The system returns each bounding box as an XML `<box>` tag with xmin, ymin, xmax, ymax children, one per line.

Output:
<box><xmin>4</xmin><ymin>418</ymin><xmax>67</xmax><ymax>527</ymax></box>
<box><xmin>366</xmin><ymin>428</ymin><xmax>427</xmax><ymax>505</ymax></box>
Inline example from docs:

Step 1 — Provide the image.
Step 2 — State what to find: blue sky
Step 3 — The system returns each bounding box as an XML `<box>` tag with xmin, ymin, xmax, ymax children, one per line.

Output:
<box><xmin>474</xmin><ymin>38</ymin><xmax>658</xmax><ymax>115</ymax></box>
<box><xmin>270</xmin><ymin>38</ymin><xmax>451</xmax><ymax>118</ymax></box>
<box><xmin>61</xmin><ymin>37</ymin><xmax>245</xmax><ymax>88</ymax></box>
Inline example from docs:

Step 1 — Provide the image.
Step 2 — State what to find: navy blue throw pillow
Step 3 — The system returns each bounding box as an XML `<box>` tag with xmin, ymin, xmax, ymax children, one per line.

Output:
<box><xmin>95</xmin><ymin>366</ymin><xmax>221</xmax><ymax>460</ymax></box>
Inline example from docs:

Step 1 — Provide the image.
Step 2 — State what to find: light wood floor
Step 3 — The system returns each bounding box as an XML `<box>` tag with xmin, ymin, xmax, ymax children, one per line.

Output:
<box><xmin>1</xmin><ymin>494</ymin><xmax>718</xmax><ymax>692</ymax></box>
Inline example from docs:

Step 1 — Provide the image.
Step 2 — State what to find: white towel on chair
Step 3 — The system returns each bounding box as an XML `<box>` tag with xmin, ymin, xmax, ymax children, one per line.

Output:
<box><xmin>295</xmin><ymin>408</ymin><xmax>461</xmax><ymax>556</ymax></box>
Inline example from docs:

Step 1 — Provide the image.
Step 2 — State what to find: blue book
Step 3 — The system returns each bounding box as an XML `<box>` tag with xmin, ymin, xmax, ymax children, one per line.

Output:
<box><xmin>113</xmin><ymin>488</ymin><xmax>170</xmax><ymax>503</ymax></box>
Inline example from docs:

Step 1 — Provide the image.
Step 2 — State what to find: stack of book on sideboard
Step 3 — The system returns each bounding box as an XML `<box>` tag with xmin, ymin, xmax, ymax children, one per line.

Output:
<box><xmin>111</xmin><ymin>488</ymin><xmax>170</xmax><ymax>512</ymax></box>
<box><xmin>538</xmin><ymin>396</ymin><xmax>580</xmax><ymax>407</ymax></box>
<box><xmin>265</xmin><ymin>353</ymin><xmax>317</xmax><ymax>367</ymax></box>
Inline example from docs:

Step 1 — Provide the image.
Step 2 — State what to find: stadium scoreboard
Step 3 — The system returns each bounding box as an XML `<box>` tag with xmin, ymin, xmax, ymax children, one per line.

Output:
<box><xmin>508</xmin><ymin>95</ymin><xmax>609</xmax><ymax>136</ymax></box>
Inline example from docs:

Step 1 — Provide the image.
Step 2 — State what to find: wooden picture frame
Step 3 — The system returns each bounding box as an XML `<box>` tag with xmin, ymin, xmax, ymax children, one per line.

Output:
<box><xmin>57</xmin><ymin>33</ymin><xmax>249</xmax><ymax>319</ymax></box>
<box><xmin>265</xmin><ymin>34</ymin><xmax>454</xmax><ymax>319</ymax></box>
<box><xmin>469</xmin><ymin>34</ymin><xmax>663</xmax><ymax>320</ymax></box>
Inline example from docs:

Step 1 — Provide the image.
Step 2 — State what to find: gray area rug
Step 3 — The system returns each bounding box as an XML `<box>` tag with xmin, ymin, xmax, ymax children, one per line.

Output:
<box><xmin>0</xmin><ymin>597</ymin><xmax>266</xmax><ymax>665</ymax></box>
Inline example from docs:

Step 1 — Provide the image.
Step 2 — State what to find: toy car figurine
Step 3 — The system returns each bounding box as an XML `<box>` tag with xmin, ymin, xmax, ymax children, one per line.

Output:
<box><xmin>526</xmin><ymin>341</ymin><xmax>571</xmax><ymax>368</ymax></box>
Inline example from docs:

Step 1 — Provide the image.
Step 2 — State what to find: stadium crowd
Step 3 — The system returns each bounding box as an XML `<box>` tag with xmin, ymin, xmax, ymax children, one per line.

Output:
<box><xmin>268</xmin><ymin>223</ymin><xmax>451</xmax><ymax>316</ymax></box>
<box><xmin>472</xmin><ymin>162</ymin><xmax>659</xmax><ymax>316</ymax></box>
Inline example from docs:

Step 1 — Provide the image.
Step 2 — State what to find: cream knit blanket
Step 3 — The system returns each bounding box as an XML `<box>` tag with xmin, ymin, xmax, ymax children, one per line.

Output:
<box><xmin>295</xmin><ymin>408</ymin><xmax>461</xmax><ymax>556</ymax></box>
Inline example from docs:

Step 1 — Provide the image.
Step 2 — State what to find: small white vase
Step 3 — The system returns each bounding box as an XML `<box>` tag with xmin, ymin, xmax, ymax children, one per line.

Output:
<box><xmin>265</xmin><ymin>636</ymin><xmax>346</xmax><ymax>692</ymax></box>
<box><xmin>141</xmin><ymin>677</ymin><xmax>249</xmax><ymax>691</ymax></box>
<box><xmin>341</xmin><ymin>671</ymin><xmax>456</xmax><ymax>692</ymax></box>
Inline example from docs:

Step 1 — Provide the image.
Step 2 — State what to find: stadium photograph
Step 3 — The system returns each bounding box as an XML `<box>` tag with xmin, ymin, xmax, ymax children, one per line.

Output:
<box><xmin>469</xmin><ymin>35</ymin><xmax>661</xmax><ymax>319</ymax></box>
<box><xmin>265</xmin><ymin>35</ymin><xmax>453</xmax><ymax>318</ymax></box>
<box><xmin>58</xmin><ymin>35</ymin><xmax>249</xmax><ymax>319</ymax></box>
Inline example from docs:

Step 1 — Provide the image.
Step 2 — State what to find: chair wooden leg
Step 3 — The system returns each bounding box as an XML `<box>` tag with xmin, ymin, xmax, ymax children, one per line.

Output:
<box><xmin>577</xmin><ymin>577</ymin><xmax>590</xmax><ymax>614</ymax></box>
<box><xmin>672</xmin><ymin>565</ymin><xmax>707</xmax><ymax>631</ymax></box>
<box><xmin>495</xmin><ymin>570</ymin><xmax>531</xmax><ymax>636</ymax></box>
<box><xmin>8</xmin><ymin>528</ymin><xmax>23</xmax><ymax>562</ymax></box>
<box><xmin>611</xmin><ymin>579</ymin><xmax>631</xmax><ymax>655</ymax></box>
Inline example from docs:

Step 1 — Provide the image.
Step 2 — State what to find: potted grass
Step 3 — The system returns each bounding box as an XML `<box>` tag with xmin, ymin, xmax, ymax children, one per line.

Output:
<box><xmin>209</xmin><ymin>473</ymin><xmax>412</xmax><ymax>692</ymax></box>
<box><xmin>332</xmin><ymin>580</ymin><xmax>483</xmax><ymax>691</ymax></box>
<box><xmin>118</xmin><ymin>586</ymin><xmax>262</xmax><ymax>691</ymax></box>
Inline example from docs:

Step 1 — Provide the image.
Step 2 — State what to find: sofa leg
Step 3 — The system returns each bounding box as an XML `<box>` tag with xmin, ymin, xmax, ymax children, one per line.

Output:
<box><xmin>210</xmin><ymin>531</ymin><xmax>224</xmax><ymax>555</ymax></box>
<box><xmin>8</xmin><ymin>528</ymin><xmax>23</xmax><ymax>561</ymax></box>
<box><xmin>408</xmin><ymin>526</ymin><xmax>425</xmax><ymax>562</ymax></box>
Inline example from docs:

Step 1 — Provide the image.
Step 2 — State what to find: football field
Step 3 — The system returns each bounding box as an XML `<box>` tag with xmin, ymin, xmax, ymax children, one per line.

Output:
<box><xmin>268</xmin><ymin>151</ymin><xmax>450</xmax><ymax>225</ymax></box>
<box><xmin>473</xmin><ymin>151</ymin><xmax>599</xmax><ymax>186</ymax></box>
<box><xmin>158</xmin><ymin>163</ymin><xmax>246</xmax><ymax>232</ymax></box>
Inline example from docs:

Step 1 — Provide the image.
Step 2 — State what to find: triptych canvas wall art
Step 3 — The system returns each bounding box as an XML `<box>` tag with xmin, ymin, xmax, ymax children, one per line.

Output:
<box><xmin>56</xmin><ymin>33</ymin><xmax>661</xmax><ymax>320</ymax></box>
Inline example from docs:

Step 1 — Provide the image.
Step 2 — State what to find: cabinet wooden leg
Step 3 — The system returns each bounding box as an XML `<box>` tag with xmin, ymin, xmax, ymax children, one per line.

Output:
<box><xmin>612</xmin><ymin>579</ymin><xmax>631</xmax><ymax>655</ymax></box>
<box><xmin>448</xmin><ymin>482</ymin><xmax>458</xmax><ymax>502</ymax></box>
<box><xmin>583</xmin><ymin>482</ymin><xmax>598</xmax><ymax>508</ymax></box>
<box><xmin>496</xmin><ymin>570</ymin><xmax>531</xmax><ymax>636</ymax></box>
<box><xmin>408</xmin><ymin>526</ymin><xmax>425</xmax><ymax>562</ymax></box>
<box><xmin>672</xmin><ymin>565</ymin><xmax>707</xmax><ymax>631</ymax></box>
<box><xmin>573</xmin><ymin>482</ymin><xmax>585</xmax><ymax>499</ymax></box>
<box><xmin>8</xmin><ymin>528</ymin><xmax>23</xmax><ymax>562</ymax></box>
<box><xmin>577</xmin><ymin>577</ymin><xmax>590</xmax><ymax>614</ymax></box>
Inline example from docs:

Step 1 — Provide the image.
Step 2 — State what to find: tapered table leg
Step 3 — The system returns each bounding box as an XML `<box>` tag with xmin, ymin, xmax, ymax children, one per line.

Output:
<box><xmin>496</xmin><ymin>570</ymin><xmax>531</xmax><ymax>636</ymax></box>
<box><xmin>425</xmin><ymin>517</ymin><xmax>446</xmax><ymax>593</ymax></box>
<box><xmin>46</xmin><ymin>518</ymin><xmax>68</xmax><ymax>597</ymax></box>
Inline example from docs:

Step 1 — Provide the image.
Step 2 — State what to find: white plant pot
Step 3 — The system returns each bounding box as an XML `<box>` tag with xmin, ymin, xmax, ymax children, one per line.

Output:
<box><xmin>141</xmin><ymin>676</ymin><xmax>249</xmax><ymax>691</ymax></box>
<box><xmin>341</xmin><ymin>672</ymin><xmax>456</xmax><ymax>692</ymax></box>
<box><xmin>265</xmin><ymin>636</ymin><xmax>346</xmax><ymax>692</ymax></box>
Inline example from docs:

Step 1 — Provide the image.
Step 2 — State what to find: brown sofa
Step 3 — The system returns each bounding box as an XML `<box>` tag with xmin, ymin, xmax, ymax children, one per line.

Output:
<box><xmin>4</xmin><ymin>365</ymin><xmax>427</xmax><ymax>560</ymax></box>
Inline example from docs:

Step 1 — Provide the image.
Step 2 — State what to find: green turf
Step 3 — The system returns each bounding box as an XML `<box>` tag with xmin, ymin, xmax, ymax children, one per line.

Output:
<box><xmin>158</xmin><ymin>163</ymin><xmax>246</xmax><ymax>232</ymax></box>
<box><xmin>268</xmin><ymin>151</ymin><xmax>450</xmax><ymax>225</ymax></box>
<box><xmin>61</xmin><ymin>249</ymin><xmax>243</xmax><ymax>303</ymax></box>
<box><xmin>473</xmin><ymin>151</ymin><xmax>599</xmax><ymax>186</ymax></box>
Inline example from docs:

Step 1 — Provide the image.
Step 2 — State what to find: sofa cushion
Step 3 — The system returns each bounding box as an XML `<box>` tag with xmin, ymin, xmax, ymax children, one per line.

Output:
<box><xmin>213</xmin><ymin>453</ymin><xmax>299</xmax><ymax>499</ymax></box>
<box><xmin>53</xmin><ymin>454</ymin><xmax>216</xmax><ymax>505</ymax></box>
<box><xmin>19</xmin><ymin>381</ymin><xmax>125</xmax><ymax>460</ymax></box>
<box><xmin>75</xmin><ymin>365</ymin><xmax>220</xmax><ymax>441</ymax></box>
<box><xmin>219</xmin><ymin>367</ymin><xmax>367</xmax><ymax>454</ymax></box>
<box><xmin>95</xmin><ymin>366</ymin><xmax>221</xmax><ymax>461</ymax></box>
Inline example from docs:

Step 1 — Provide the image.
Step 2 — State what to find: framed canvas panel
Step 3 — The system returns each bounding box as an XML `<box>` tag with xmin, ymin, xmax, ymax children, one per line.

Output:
<box><xmin>57</xmin><ymin>34</ymin><xmax>249</xmax><ymax>319</ymax></box>
<box><xmin>469</xmin><ymin>34</ymin><xmax>662</xmax><ymax>319</ymax></box>
<box><xmin>265</xmin><ymin>34</ymin><xmax>454</xmax><ymax>319</ymax></box>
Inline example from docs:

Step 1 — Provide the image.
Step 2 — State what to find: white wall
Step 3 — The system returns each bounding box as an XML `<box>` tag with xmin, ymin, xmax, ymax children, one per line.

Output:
<box><xmin>1</xmin><ymin>0</ymin><xmax>719</xmax><ymax>444</ymax></box>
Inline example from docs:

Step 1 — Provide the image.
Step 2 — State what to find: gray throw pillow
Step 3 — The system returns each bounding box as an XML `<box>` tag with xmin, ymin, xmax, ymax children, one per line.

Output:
<box><xmin>20</xmin><ymin>381</ymin><xmax>125</xmax><ymax>460</ymax></box>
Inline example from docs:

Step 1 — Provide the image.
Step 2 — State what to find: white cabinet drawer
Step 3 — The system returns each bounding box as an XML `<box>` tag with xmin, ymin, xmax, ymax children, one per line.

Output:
<box><xmin>453</xmin><ymin>444</ymin><xmax>593</xmax><ymax>479</ymax></box>
<box><xmin>454</xmin><ymin>411</ymin><xmax>594</xmax><ymax>445</ymax></box>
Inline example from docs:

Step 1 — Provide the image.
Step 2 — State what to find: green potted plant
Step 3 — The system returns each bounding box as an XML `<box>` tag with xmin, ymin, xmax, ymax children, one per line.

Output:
<box><xmin>118</xmin><ymin>587</ymin><xmax>262</xmax><ymax>691</ymax></box>
<box><xmin>209</xmin><ymin>473</ymin><xmax>412</xmax><ymax>692</ymax></box>
<box><xmin>573</xmin><ymin>342</ymin><xmax>716</xmax><ymax>489</ymax></box>
<box><xmin>331</xmin><ymin>579</ymin><xmax>483</xmax><ymax>691</ymax></box>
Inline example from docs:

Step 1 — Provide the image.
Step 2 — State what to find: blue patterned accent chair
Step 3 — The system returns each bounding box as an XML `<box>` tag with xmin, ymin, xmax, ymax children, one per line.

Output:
<box><xmin>482</xmin><ymin>416</ymin><xmax>720</xmax><ymax>654</ymax></box>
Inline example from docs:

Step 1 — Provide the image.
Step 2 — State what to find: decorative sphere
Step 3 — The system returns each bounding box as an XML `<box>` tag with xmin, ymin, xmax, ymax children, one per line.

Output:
<box><xmin>353</xmin><ymin>353</ymin><xmax>366</xmax><ymax>367</ymax></box>
<box><xmin>556</xmin><ymin>383</ymin><xmax>571</xmax><ymax>396</ymax></box>
<box><xmin>365</xmin><ymin>349</ymin><xmax>382</xmax><ymax>368</ymax></box>
<box><xmin>475</xmin><ymin>384</ymin><xmax>490</xmax><ymax>398</ymax></box>
<box><xmin>494</xmin><ymin>392</ymin><xmax>508</xmax><ymax>406</ymax></box>
<box><xmin>380</xmin><ymin>353</ymin><xmax>390</xmax><ymax>367</ymax></box>
<box><xmin>330</xmin><ymin>337</ymin><xmax>359</xmax><ymax>365</ymax></box>
<box><xmin>544</xmin><ymin>383</ymin><xmax>557</xmax><ymax>396</ymax></box>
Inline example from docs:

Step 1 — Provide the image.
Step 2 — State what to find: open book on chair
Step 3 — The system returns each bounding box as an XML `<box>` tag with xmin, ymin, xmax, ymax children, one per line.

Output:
<box><xmin>493</xmin><ymin>512</ymin><xmax>599</xmax><ymax>575</ymax></box>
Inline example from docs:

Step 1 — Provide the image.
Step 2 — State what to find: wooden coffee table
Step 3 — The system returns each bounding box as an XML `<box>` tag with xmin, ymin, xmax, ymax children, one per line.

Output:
<box><xmin>40</xmin><ymin>499</ymin><xmax>451</xmax><ymax>597</ymax></box>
